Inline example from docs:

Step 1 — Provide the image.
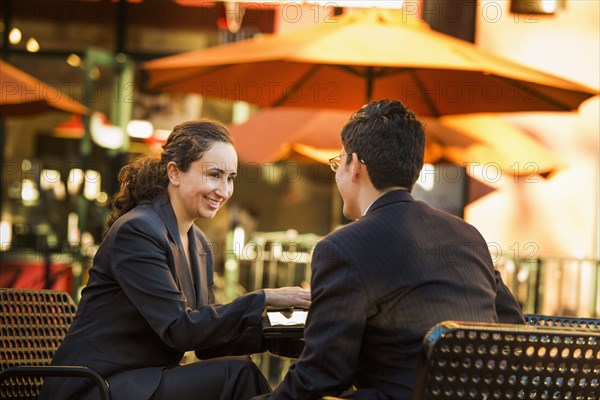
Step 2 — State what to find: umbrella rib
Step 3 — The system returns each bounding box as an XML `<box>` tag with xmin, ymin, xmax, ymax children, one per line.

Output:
<box><xmin>407</xmin><ymin>69</ymin><xmax>442</xmax><ymax>118</ymax></box>
<box><xmin>492</xmin><ymin>74</ymin><xmax>577</xmax><ymax>111</ymax></box>
<box><xmin>335</xmin><ymin>66</ymin><xmax>405</xmax><ymax>103</ymax></box>
<box><xmin>148</xmin><ymin>65</ymin><xmax>229</xmax><ymax>91</ymax></box>
<box><xmin>272</xmin><ymin>65</ymin><xmax>323</xmax><ymax>107</ymax></box>
<box><xmin>335</xmin><ymin>65</ymin><xmax>391</xmax><ymax>78</ymax></box>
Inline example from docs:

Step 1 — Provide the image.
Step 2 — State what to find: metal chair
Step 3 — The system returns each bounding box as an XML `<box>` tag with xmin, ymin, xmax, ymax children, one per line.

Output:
<box><xmin>413</xmin><ymin>320</ymin><xmax>600</xmax><ymax>400</ymax></box>
<box><xmin>0</xmin><ymin>288</ymin><xmax>111</xmax><ymax>400</ymax></box>
<box><xmin>525</xmin><ymin>313</ymin><xmax>600</xmax><ymax>330</ymax></box>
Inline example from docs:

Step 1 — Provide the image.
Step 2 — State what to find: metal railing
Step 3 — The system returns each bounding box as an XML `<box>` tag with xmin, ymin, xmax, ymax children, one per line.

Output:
<box><xmin>495</xmin><ymin>256</ymin><xmax>600</xmax><ymax>318</ymax></box>
<box><xmin>223</xmin><ymin>229</ymin><xmax>600</xmax><ymax>384</ymax></box>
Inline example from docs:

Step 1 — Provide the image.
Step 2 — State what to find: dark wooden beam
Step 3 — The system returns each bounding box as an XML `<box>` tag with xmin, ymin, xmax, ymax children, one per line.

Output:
<box><xmin>422</xmin><ymin>0</ymin><xmax>476</xmax><ymax>43</ymax></box>
<box><xmin>6</xmin><ymin>0</ymin><xmax>275</xmax><ymax>34</ymax></box>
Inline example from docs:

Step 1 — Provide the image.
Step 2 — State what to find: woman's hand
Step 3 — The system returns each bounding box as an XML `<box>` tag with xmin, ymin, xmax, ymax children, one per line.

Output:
<box><xmin>263</xmin><ymin>286</ymin><xmax>311</xmax><ymax>308</ymax></box>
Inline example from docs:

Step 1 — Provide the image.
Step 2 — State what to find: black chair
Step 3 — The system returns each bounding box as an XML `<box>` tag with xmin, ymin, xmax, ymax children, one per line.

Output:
<box><xmin>413</xmin><ymin>320</ymin><xmax>600</xmax><ymax>400</ymax></box>
<box><xmin>0</xmin><ymin>288</ymin><xmax>111</xmax><ymax>400</ymax></box>
<box><xmin>525</xmin><ymin>313</ymin><xmax>600</xmax><ymax>330</ymax></box>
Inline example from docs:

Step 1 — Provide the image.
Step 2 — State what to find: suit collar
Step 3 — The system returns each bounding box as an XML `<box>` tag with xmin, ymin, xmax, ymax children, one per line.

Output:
<box><xmin>152</xmin><ymin>193</ymin><xmax>181</xmax><ymax>247</ymax></box>
<box><xmin>187</xmin><ymin>227</ymin><xmax>204</xmax><ymax>307</ymax></box>
<box><xmin>152</xmin><ymin>193</ymin><xmax>199</xmax><ymax>308</ymax></box>
<box><xmin>366</xmin><ymin>189</ymin><xmax>414</xmax><ymax>215</ymax></box>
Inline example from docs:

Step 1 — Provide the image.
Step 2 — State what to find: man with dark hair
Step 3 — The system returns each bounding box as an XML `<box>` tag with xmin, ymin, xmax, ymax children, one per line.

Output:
<box><xmin>258</xmin><ymin>99</ymin><xmax>524</xmax><ymax>399</ymax></box>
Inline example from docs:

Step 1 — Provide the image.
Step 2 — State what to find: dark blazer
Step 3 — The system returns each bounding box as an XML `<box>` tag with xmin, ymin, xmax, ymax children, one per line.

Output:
<box><xmin>264</xmin><ymin>190</ymin><xmax>524</xmax><ymax>400</ymax></box>
<box><xmin>39</xmin><ymin>194</ymin><xmax>266</xmax><ymax>400</ymax></box>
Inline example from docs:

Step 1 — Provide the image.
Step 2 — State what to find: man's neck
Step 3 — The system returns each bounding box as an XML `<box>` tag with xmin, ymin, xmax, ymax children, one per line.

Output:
<box><xmin>361</xmin><ymin>186</ymin><xmax>409</xmax><ymax>216</ymax></box>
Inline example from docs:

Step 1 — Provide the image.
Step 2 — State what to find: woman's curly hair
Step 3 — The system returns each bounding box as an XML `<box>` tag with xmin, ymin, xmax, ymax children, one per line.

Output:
<box><xmin>106</xmin><ymin>119</ymin><xmax>233</xmax><ymax>229</ymax></box>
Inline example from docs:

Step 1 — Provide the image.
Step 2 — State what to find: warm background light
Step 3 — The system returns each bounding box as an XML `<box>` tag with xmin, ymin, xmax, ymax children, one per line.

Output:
<box><xmin>8</xmin><ymin>27</ymin><xmax>21</xmax><ymax>45</ymax></box>
<box><xmin>470</xmin><ymin>0</ymin><xmax>599</xmax><ymax>262</ymax></box>
<box><xmin>66</xmin><ymin>53</ymin><xmax>81</xmax><ymax>68</ymax></box>
<box><xmin>67</xmin><ymin>168</ymin><xmax>84</xmax><ymax>197</ymax></box>
<box><xmin>25</xmin><ymin>37</ymin><xmax>40</xmax><ymax>52</ymax></box>
<box><xmin>127</xmin><ymin>120</ymin><xmax>154</xmax><ymax>139</ymax></box>
<box><xmin>0</xmin><ymin>220</ymin><xmax>12</xmax><ymax>251</ymax></box>
<box><xmin>83</xmin><ymin>170</ymin><xmax>101</xmax><ymax>201</ymax></box>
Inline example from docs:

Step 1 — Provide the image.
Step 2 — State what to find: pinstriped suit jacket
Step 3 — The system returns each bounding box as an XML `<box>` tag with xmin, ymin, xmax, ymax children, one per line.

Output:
<box><xmin>39</xmin><ymin>194</ymin><xmax>266</xmax><ymax>400</ymax></box>
<box><xmin>266</xmin><ymin>190</ymin><xmax>524</xmax><ymax>400</ymax></box>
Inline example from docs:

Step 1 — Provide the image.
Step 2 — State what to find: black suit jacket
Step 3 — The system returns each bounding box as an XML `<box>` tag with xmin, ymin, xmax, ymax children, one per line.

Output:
<box><xmin>39</xmin><ymin>195</ymin><xmax>266</xmax><ymax>400</ymax></box>
<box><xmin>263</xmin><ymin>190</ymin><xmax>524</xmax><ymax>399</ymax></box>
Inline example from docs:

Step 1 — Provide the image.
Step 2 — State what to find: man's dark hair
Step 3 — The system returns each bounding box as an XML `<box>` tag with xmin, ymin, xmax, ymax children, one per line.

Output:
<box><xmin>341</xmin><ymin>99</ymin><xmax>425</xmax><ymax>191</ymax></box>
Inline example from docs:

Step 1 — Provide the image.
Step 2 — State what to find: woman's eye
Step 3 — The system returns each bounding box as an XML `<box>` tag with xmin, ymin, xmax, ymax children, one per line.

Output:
<box><xmin>209</xmin><ymin>172</ymin><xmax>220</xmax><ymax>179</ymax></box>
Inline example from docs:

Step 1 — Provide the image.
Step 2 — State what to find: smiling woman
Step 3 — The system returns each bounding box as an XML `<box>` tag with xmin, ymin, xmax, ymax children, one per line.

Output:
<box><xmin>107</xmin><ymin>120</ymin><xmax>235</xmax><ymax>228</ymax></box>
<box><xmin>167</xmin><ymin>141</ymin><xmax>238</xmax><ymax>225</ymax></box>
<box><xmin>38</xmin><ymin>119</ymin><xmax>311</xmax><ymax>400</ymax></box>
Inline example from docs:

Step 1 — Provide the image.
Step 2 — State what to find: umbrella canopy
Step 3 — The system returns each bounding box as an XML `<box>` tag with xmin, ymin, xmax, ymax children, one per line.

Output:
<box><xmin>0</xmin><ymin>60</ymin><xmax>88</xmax><ymax>117</ymax></box>
<box><xmin>228</xmin><ymin>107</ymin><xmax>564</xmax><ymax>177</ymax></box>
<box><xmin>430</xmin><ymin>114</ymin><xmax>565</xmax><ymax>178</ymax></box>
<box><xmin>143</xmin><ymin>8</ymin><xmax>598</xmax><ymax>116</ymax></box>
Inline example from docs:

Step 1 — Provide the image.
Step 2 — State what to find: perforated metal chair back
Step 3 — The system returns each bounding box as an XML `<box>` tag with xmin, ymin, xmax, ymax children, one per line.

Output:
<box><xmin>525</xmin><ymin>313</ymin><xmax>600</xmax><ymax>330</ymax></box>
<box><xmin>0</xmin><ymin>288</ymin><xmax>77</xmax><ymax>400</ymax></box>
<box><xmin>413</xmin><ymin>321</ymin><xmax>600</xmax><ymax>400</ymax></box>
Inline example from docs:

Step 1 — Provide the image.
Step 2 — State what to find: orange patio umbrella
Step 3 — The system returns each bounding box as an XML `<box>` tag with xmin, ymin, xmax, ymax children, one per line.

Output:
<box><xmin>143</xmin><ymin>8</ymin><xmax>598</xmax><ymax>116</ymax></box>
<box><xmin>228</xmin><ymin>108</ymin><xmax>564</xmax><ymax>178</ymax></box>
<box><xmin>0</xmin><ymin>60</ymin><xmax>88</xmax><ymax>117</ymax></box>
<box><xmin>431</xmin><ymin>114</ymin><xmax>565</xmax><ymax>178</ymax></box>
<box><xmin>0</xmin><ymin>60</ymin><xmax>88</xmax><ymax>233</ymax></box>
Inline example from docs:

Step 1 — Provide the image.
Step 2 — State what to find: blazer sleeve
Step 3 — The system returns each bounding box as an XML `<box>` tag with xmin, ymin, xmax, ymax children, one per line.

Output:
<box><xmin>268</xmin><ymin>239</ymin><xmax>370</xmax><ymax>398</ymax></box>
<box><xmin>194</xmin><ymin>322</ymin><xmax>268</xmax><ymax>359</ymax></box>
<box><xmin>494</xmin><ymin>269</ymin><xmax>525</xmax><ymax>323</ymax></box>
<box><xmin>112</xmin><ymin>216</ymin><xmax>266</xmax><ymax>353</ymax></box>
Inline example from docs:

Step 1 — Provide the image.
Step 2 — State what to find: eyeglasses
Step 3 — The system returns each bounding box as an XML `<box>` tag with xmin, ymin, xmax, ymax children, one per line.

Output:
<box><xmin>328</xmin><ymin>153</ymin><xmax>365</xmax><ymax>172</ymax></box>
<box><xmin>328</xmin><ymin>153</ymin><xmax>350</xmax><ymax>172</ymax></box>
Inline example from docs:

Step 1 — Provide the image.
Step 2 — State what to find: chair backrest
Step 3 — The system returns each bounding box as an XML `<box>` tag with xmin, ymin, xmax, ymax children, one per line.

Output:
<box><xmin>413</xmin><ymin>321</ymin><xmax>600</xmax><ymax>400</ymax></box>
<box><xmin>525</xmin><ymin>313</ymin><xmax>600</xmax><ymax>330</ymax></box>
<box><xmin>0</xmin><ymin>288</ymin><xmax>77</xmax><ymax>400</ymax></box>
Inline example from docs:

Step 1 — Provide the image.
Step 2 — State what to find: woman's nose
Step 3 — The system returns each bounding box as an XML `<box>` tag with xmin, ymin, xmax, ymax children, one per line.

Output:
<box><xmin>215</xmin><ymin>179</ymin><xmax>230</xmax><ymax>199</ymax></box>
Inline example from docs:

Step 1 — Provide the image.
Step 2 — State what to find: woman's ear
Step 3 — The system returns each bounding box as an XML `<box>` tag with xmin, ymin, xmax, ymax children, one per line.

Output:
<box><xmin>166</xmin><ymin>161</ymin><xmax>181</xmax><ymax>186</ymax></box>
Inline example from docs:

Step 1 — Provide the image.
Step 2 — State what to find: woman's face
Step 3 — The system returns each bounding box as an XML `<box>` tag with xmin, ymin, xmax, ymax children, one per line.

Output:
<box><xmin>169</xmin><ymin>141</ymin><xmax>237</xmax><ymax>221</ymax></box>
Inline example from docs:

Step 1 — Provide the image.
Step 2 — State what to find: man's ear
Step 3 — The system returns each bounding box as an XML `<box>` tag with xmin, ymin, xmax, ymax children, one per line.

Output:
<box><xmin>350</xmin><ymin>153</ymin><xmax>363</xmax><ymax>183</ymax></box>
<box><xmin>166</xmin><ymin>161</ymin><xmax>181</xmax><ymax>186</ymax></box>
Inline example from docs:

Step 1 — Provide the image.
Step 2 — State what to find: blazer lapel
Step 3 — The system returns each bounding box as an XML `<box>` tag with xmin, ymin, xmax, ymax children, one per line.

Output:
<box><xmin>188</xmin><ymin>228</ymin><xmax>208</xmax><ymax>307</ymax></box>
<box><xmin>153</xmin><ymin>195</ymin><xmax>197</xmax><ymax>309</ymax></box>
<box><xmin>175</xmin><ymin>242</ymin><xmax>197</xmax><ymax>310</ymax></box>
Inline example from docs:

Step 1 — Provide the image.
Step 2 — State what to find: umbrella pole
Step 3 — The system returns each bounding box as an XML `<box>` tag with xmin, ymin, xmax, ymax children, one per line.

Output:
<box><xmin>0</xmin><ymin>120</ymin><xmax>4</xmax><ymax>223</ymax></box>
<box><xmin>1</xmin><ymin>0</ymin><xmax>12</xmax><ymax>225</ymax></box>
<box><xmin>365</xmin><ymin>67</ymin><xmax>374</xmax><ymax>104</ymax></box>
<box><xmin>2</xmin><ymin>0</ymin><xmax>11</xmax><ymax>61</ymax></box>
